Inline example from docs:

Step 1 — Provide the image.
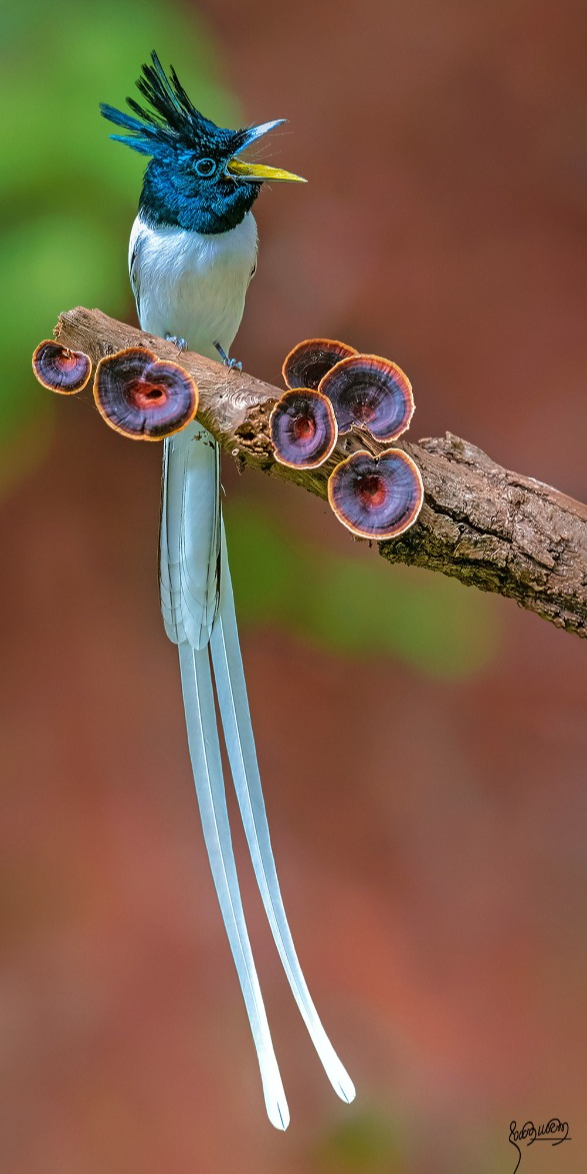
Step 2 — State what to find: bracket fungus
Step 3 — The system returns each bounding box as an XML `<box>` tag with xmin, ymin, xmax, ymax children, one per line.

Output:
<box><xmin>328</xmin><ymin>448</ymin><xmax>424</xmax><ymax>540</ymax></box>
<box><xmin>93</xmin><ymin>347</ymin><xmax>199</xmax><ymax>440</ymax></box>
<box><xmin>270</xmin><ymin>388</ymin><xmax>338</xmax><ymax>469</ymax></box>
<box><xmin>320</xmin><ymin>354</ymin><xmax>414</xmax><ymax>442</ymax></box>
<box><xmin>282</xmin><ymin>338</ymin><xmax>358</xmax><ymax>391</ymax></box>
<box><xmin>32</xmin><ymin>340</ymin><xmax>92</xmax><ymax>394</ymax></box>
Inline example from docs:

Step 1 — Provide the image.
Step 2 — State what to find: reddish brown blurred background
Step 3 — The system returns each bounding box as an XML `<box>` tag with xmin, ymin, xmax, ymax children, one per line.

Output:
<box><xmin>1</xmin><ymin>1</ymin><xmax>586</xmax><ymax>1172</ymax></box>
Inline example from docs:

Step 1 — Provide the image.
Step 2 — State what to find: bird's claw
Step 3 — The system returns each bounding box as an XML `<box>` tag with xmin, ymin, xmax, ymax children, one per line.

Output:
<box><xmin>214</xmin><ymin>341</ymin><xmax>242</xmax><ymax>371</ymax></box>
<box><xmin>165</xmin><ymin>333</ymin><xmax>188</xmax><ymax>353</ymax></box>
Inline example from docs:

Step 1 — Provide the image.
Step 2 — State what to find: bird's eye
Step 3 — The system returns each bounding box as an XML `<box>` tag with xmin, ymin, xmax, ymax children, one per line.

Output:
<box><xmin>195</xmin><ymin>157</ymin><xmax>217</xmax><ymax>177</ymax></box>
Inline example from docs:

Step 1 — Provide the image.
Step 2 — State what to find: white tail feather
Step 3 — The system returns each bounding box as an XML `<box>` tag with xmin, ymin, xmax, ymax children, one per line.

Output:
<box><xmin>160</xmin><ymin>424</ymin><xmax>354</xmax><ymax>1122</ymax></box>
<box><xmin>178</xmin><ymin>641</ymin><xmax>289</xmax><ymax>1130</ymax></box>
<box><xmin>210</xmin><ymin>525</ymin><xmax>356</xmax><ymax>1105</ymax></box>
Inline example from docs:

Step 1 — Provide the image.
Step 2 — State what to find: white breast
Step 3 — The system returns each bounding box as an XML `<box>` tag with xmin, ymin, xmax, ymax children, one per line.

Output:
<box><xmin>129</xmin><ymin>213</ymin><xmax>258</xmax><ymax>361</ymax></box>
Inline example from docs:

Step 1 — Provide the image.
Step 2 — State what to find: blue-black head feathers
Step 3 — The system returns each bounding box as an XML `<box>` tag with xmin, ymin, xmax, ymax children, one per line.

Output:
<box><xmin>100</xmin><ymin>52</ymin><xmax>246</xmax><ymax>162</ymax></box>
<box><xmin>101</xmin><ymin>53</ymin><xmax>303</xmax><ymax>234</ymax></box>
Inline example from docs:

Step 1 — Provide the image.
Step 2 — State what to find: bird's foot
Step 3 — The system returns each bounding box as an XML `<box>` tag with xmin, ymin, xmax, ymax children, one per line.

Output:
<box><xmin>165</xmin><ymin>332</ymin><xmax>188</xmax><ymax>353</ymax></box>
<box><xmin>214</xmin><ymin>341</ymin><xmax>242</xmax><ymax>372</ymax></box>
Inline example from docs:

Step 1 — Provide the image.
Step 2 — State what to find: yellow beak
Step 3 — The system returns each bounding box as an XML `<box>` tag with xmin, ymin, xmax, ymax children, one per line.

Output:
<box><xmin>226</xmin><ymin>158</ymin><xmax>307</xmax><ymax>183</ymax></box>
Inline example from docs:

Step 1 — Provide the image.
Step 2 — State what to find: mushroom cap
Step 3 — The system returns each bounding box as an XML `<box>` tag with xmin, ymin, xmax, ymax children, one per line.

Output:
<box><xmin>282</xmin><ymin>338</ymin><xmax>358</xmax><ymax>391</ymax></box>
<box><xmin>270</xmin><ymin>388</ymin><xmax>338</xmax><ymax>469</ymax></box>
<box><xmin>320</xmin><ymin>354</ymin><xmax>414</xmax><ymax>441</ymax></box>
<box><xmin>328</xmin><ymin>448</ymin><xmax>423</xmax><ymax>540</ymax></box>
<box><xmin>93</xmin><ymin>347</ymin><xmax>199</xmax><ymax>441</ymax></box>
<box><xmin>32</xmin><ymin>340</ymin><xmax>92</xmax><ymax>394</ymax></box>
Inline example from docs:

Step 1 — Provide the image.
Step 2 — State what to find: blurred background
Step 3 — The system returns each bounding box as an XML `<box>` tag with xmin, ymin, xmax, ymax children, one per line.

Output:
<box><xmin>1</xmin><ymin>1</ymin><xmax>586</xmax><ymax>1171</ymax></box>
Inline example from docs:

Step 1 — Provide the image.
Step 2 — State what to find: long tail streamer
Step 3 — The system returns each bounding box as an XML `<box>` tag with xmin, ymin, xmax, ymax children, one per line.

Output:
<box><xmin>178</xmin><ymin>639</ymin><xmax>289</xmax><ymax>1129</ymax></box>
<box><xmin>211</xmin><ymin>525</ymin><xmax>356</xmax><ymax>1105</ymax></box>
<box><xmin>162</xmin><ymin>427</ymin><xmax>355</xmax><ymax>1127</ymax></box>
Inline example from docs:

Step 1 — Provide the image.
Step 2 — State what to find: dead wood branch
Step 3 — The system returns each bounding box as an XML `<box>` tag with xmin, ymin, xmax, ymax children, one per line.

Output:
<box><xmin>54</xmin><ymin>307</ymin><xmax>587</xmax><ymax>637</ymax></box>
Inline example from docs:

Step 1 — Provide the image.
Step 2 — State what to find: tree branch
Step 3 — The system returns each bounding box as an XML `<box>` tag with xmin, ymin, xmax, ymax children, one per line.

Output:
<box><xmin>54</xmin><ymin>307</ymin><xmax>587</xmax><ymax>637</ymax></box>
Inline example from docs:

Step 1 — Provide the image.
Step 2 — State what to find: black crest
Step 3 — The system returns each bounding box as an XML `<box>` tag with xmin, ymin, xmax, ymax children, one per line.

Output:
<box><xmin>100</xmin><ymin>52</ymin><xmax>239</xmax><ymax>158</ymax></box>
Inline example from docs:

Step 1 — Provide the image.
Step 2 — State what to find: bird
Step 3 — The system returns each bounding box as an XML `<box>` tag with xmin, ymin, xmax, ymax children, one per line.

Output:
<box><xmin>101</xmin><ymin>52</ymin><xmax>355</xmax><ymax>1130</ymax></box>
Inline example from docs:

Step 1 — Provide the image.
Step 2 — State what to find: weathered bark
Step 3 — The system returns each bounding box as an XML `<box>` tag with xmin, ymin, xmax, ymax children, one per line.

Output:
<box><xmin>53</xmin><ymin>306</ymin><xmax>587</xmax><ymax>637</ymax></box>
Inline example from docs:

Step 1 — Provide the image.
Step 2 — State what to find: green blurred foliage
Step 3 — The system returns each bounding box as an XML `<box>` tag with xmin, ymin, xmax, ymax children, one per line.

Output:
<box><xmin>1</xmin><ymin>0</ymin><xmax>236</xmax><ymax>443</ymax></box>
<box><xmin>311</xmin><ymin>1108</ymin><xmax>404</xmax><ymax>1174</ymax></box>
<box><xmin>226</xmin><ymin>503</ymin><xmax>499</xmax><ymax>678</ymax></box>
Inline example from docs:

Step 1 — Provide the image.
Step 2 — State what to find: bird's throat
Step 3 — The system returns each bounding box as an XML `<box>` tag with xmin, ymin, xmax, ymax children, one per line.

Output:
<box><xmin>140</xmin><ymin>162</ymin><xmax>260</xmax><ymax>234</ymax></box>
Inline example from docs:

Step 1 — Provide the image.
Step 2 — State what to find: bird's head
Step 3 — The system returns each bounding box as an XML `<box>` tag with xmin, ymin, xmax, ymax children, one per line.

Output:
<box><xmin>101</xmin><ymin>53</ymin><xmax>306</xmax><ymax>234</ymax></box>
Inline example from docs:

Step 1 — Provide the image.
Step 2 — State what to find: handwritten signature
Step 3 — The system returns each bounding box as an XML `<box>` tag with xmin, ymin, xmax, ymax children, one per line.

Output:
<box><xmin>509</xmin><ymin>1118</ymin><xmax>571</xmax><ymax>1173</ymax></box>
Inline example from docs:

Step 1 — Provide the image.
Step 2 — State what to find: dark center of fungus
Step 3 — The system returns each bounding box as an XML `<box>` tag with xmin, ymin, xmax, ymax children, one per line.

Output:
<box><xmin>304</xmin><ymin>360</ymin><xmax>331</xmax><ymax>387</ymax></box>
<box><xmin>354</xmin><ymin>397</ymin><xmax>375</xmax><ymax>423</ymax></box>
<box><xmin>293</xmin><ymin>414</ymin><xmax>316</xmax><ymax>442</ymax></box>
<box><xmin>357</xmin><ymin>473</ymin><xmax>386</xmax><ymax>509</ymax></box>
<box><xmin>127</xmin><ymin>379</ymin><xmax>167</xmax><ymax>410</ymax></box>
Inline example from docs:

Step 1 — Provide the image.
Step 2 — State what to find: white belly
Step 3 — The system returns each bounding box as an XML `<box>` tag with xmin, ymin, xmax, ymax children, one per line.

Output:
<box><xmin>129</xmin><ymin>213</ymin><xmax>258</xmax><ymax>361</ymax></box>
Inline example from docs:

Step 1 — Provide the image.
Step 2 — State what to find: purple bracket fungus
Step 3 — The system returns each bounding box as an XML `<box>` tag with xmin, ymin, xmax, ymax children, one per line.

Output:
<box><xmin>270</xmin><ymin>388</ymin><xmax>338</xmax><ymax>469</ymax></box>
<box><xmin>328</xmin><ymin>448</ymin><xmax>424</xmax><ymax>540</ymax></box>
<box><xmin>320</xmin><ymin>354</ymin><xmax>414</xmax><ymax>442</ymax></box>
<box><xmin>93</xmin><ymin>347</ymin><xmax>199</xmax><ymax>441</ymax></box>
<box><xmin>282</xmin><ymin>338</ymin><xmax>358</xmax><ymax>391</ymax></box>
<box><xmin>32</xmin><ymin>340</ymin><xmax>92</xmax><ymax>394</ymax></box>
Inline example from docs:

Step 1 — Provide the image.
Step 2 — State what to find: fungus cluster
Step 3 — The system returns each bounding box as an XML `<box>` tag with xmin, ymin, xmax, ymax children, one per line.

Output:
<box><xmin>320</xmin><ymin>354</ymin><xmax>414</xmax><ymax>442</ymax></box>
<box><xmin>94</xmin><ymin>348</ymin><xmax>198</xmax><ymax>440</ymax></box>
<box><xmin>270</xmin><ymin>388</ymin><xmax>338</xmax><ymax>469</ymax></box>
<box><xmin>272</xmin><ymin>337</ymin><xmax>424</xmax><ymax>540</ymax></box>
<box><xmin>328</xmin><ymin>449</ymin><xmax>423</xmax><ymax>540</ymax></box>
<box><xmin>283</xmin><ymin>338</ymin><xmax>357</xmax><ymax>390</ymax></box>
<box><xmin>32</xmin><ymin>341</ymin><xmax>92</xmax><ymax>394</ymax></box>
<box><xmin>32</xmin><ymin>328</ymin><xmax>424</xmax><ymax>543</ymax></box>
<box><xmin>32</xmin><ymin>341</ymin><xmax>199</xmax><ymax>442</ymax></box>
